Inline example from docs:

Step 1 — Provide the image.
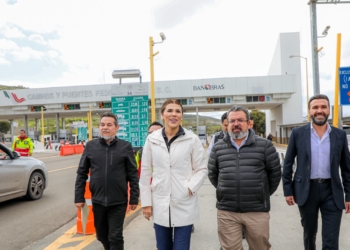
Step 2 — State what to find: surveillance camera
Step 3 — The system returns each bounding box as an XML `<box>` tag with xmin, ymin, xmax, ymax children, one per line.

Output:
<box><xmin>160</xmin><ymin>32</ymin><xmax>166</xmax><ymax>41</ymax></box>
<box><xmin>322</xmin><ymin>25</ymin><xmax>330</xmax><ymax>36</ymax></box>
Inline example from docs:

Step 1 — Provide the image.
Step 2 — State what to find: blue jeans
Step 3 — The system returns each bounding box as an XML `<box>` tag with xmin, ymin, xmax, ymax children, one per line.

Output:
<box><xmin>154</xmin><ymin>223</ymin><xmax>193</xmax><ymax>250</ymax></box>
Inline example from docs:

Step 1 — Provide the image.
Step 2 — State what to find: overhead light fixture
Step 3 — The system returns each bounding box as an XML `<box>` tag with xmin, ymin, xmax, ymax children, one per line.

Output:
<box><xmin>322</xmin><ymin>25</ymin><xmax>330</xmax><ymax>36</ymax></box>
<box><xmin>111</xmin><ymin>69</ymin><xmax>141</xmax><ymax>79</ymax></box>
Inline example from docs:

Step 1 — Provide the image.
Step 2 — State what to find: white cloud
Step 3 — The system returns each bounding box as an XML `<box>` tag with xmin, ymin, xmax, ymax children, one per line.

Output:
<box><xmin>154</xmin><ymin>0</ymin><xmax>216</xmax><ymax>29</ymax></box>
<box><xmin>28</xmin><ymin>34</ymin><xmax>47</xmax><ymax>45</ymax></box>
<box><xmin>11</xmin><ymin>46</ymin><xmax>45</xmax><ymax>61</ymax></box>
<box><xmin>0</xmin><ymin>38</ymin><xmax>19</xmax><ymax>51</ymax></box>
<box><xmin>1</xmin><ymin>25</ymin><xmax>25</xmax><ymax>38</ymax></box>
<box><xmin>0</xmin><ymin>57</ymin><xmax>11</xmax><ymax>65</ymax></box>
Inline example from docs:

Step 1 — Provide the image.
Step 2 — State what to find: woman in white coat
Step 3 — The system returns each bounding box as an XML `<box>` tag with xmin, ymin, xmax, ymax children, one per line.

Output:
<box><xmin>140</xmin><ymin>99</ymin><xmax>208</xmax><ymax>250</ymax></box>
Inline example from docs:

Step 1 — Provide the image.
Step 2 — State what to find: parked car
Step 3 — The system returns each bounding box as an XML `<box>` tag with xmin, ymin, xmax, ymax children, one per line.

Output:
<box><xmin>0</xmin><ymin>143</ymin><xmax>48</xmax><ymax>203</ymax></box>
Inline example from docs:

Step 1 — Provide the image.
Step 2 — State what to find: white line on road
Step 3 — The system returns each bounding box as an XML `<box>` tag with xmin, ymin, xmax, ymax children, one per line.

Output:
<box><xmin>48</xmin><ymin>165</ymin><xmax>77</xmax><ymax>173</ymax></box>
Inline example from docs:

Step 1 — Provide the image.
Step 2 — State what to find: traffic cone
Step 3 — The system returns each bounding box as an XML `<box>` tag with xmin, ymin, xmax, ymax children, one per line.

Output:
<box><xmin>76</xmin><ymin>172</ymin><xmax>95</xmax><ymax>235</ymax></box>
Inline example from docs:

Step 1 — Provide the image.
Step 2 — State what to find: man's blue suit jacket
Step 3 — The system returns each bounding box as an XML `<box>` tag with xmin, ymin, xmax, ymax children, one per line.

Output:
<box><xmin>282</xmin><ymin>124</ymin><xmax>350</xmax><ymax>210</ymax></box>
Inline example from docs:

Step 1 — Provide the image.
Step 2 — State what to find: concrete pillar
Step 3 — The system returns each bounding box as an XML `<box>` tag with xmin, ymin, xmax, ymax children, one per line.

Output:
<box><xmin>23</xmin><ymin>115</ymin><xmax>28</xmax><ymax>133</ymax></box>
<box><xmin>196</xmin><ymin>107</ymin><xmax>199</xmax><ymax>135</ymax></box>
<box><xmin>35</xmin><ymin>118</ymin><xmax>39</xmax><ymax>131</ymax></box>
<box><xmin>61</xmin><ymin>118</ymin><xmax>65</xmax><ymax>129</ymax></box>
<box><xmin>56</xmin><ymin>113</ymin><xmax>60</xmax><ymax>139</ymax></box>
<box><xmin>9</xmin><ymin>119</ymin><xmax>14</xmax><ymax>138</ymax></box>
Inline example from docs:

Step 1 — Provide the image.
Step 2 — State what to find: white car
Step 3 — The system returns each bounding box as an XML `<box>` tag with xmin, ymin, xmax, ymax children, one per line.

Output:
<box><xmin>0</xmin><ymin>143</ymin><xmax>49</xmax><ymax>203</ymax></box>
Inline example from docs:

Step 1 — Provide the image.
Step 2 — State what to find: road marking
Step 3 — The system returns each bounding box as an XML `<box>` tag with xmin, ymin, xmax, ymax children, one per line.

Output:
<box><xmin>48</xmin><ymin>165</ymin><xmax>77</xmax><ymax>173</ymax></box>
<box><xmin>43</xmin><ymin>204</ymin><xmax>142</xmax><ymax>249</ymax></box>
<box><xmin>44</xmin><ymin>226</ymin><xmax>96</xmax><ymax>250</ymax></box>
<box><xmin>36</xmin><ymin>155</ymin><xmax>61</xmax><ymax>160</ymax></box>
<box><xmin>126</xmin><ymin>204</ymin><xmax>141</xmax><ymax>218</ymax></box>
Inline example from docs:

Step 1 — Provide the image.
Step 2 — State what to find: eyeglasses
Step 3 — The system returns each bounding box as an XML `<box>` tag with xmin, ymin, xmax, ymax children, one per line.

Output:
<box><xmin>229</xmin><ymin>119</ymin><xmax>248</xmax><ymax>124</ymax></box>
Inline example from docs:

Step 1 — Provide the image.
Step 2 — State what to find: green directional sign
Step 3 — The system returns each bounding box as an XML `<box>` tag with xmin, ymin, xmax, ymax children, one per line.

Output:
<box><xmin>111</xmin><ymin>95</ymin><xmax>149</xmax><ymax>147</ymax></box>
<box><xmin>78</xmin><ymin>126</ymin><xmax>88</xmax><ymax>141</ymax></box>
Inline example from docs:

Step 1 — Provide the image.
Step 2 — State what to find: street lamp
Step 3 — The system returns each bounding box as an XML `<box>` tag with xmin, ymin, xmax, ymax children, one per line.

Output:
<box><xmin>149</xmin><ymin>32</ymin><xmax>166</xmax><ymax>122</ymax></box>
<box><xmin>111</xmin><ymin>69</ymin><xmax>142</xmax><ymax>84</ymax></box>
<box><xmin>308</xmin><ymin>0</ymin><xmax>350</xmax><ymax>95</ymax></box>
<box><xmin>290</xmin><ymin>55</ymin><xmax>310</xmax><ymax>121</ymax></box>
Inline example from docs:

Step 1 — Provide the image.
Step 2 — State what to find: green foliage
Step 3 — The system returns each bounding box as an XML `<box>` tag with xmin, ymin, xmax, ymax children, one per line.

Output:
<box><xmin>0</xmin><ymin>85</ymin><xmax>27</xmax><ymax>90</ymax></box>
<box><xmin>250</xmin><ymin>110</ymin><xmax>266</xmax><ymax>136</ymax></box>
<box><xmin>0</xmin><ymin>121</ymin><xmax>10</xmax><ymax>134</ymax></box>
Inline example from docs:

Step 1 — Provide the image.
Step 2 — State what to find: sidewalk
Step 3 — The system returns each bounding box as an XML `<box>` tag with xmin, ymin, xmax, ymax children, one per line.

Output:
<box><xmin>27</xmin><ymin>145</ymin><xmax>350</xmax><ymax>249</ymax></box>
<box><xmin>118</xmin><ymin>178</ymin><xmax>350</xmax><ymax>250</ymax></box>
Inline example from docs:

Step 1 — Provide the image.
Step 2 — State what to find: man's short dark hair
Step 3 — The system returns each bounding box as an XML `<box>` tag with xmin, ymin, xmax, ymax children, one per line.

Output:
<box><xmin>221</xmin><ymin>112</ymin><xmax>227</xmax><ymax>124</ymax></box>
<box><xmin>308</xmin><ymin>94</ymin><xmax>330</xmax><ymax>109</ymax></box>
<box><xmin>148</xmin><ymin>121</ymin><xmax>163</xmax><ymax>130</ymax></box>
<box><xmin>20</xmin><ymin>129</ymin><xmax>26</xmax><ymax>133</ymax></box>
<box><xmin>100</xmin><ymin>112</ymin><xmax>118</xmax><ymax>126</ymax></box>
<box><xmin>227</xmin><ymin>106</ymin><xmax>250</xmax><ymax>121</ymax></box>
<box><xmin>249</xmin><ymin>117</ymin><xmax>254</xmax><ymax>121</ymax></box>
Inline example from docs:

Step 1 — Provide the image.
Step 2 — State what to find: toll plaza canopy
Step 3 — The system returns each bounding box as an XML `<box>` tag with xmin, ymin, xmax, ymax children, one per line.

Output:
<box><xmin>0</xmin><ymin>75</ymin><xmax>296</xmax><ymax>120</ymax></box>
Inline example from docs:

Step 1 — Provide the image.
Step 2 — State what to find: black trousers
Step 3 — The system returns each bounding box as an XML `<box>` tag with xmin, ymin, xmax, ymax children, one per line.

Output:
<box><xmin>92</xmin><ymin>202</ymin><xmax>127</xmax><ymax>250</ymax></box>
<box><xmin>298</xmin><ymin>182</ymin><xmax>342</xmax><ymax>250</ymax></box>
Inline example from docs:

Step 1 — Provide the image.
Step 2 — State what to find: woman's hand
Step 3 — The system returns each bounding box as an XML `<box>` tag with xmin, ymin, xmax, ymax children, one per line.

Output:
<box><xmin>188</xmin><ymin>188</ymin><xmax>194</xmax><ymax>196</ymax></box>
<box><xmin>142</xmin><ymin>206</ymin><xmax>152</xmax><ymax>220</ymax></box>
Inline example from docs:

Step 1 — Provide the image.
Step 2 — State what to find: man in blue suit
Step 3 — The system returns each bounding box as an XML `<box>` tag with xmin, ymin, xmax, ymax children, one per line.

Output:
<box><xmin>282</xmin><ymin>94</ymin><xmax>350</xmax><ymax>250</ymax></box>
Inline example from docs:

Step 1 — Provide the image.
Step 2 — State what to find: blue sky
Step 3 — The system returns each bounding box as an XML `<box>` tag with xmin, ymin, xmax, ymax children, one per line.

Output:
<box><xmin>1</xmin><ymin>0</ymin><xmax>350</xmax><ymax>119</ymax></box>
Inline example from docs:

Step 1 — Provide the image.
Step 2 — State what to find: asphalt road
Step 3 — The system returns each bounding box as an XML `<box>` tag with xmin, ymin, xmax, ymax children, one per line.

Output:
<box><xmin>0</xmin><ymin>151</ymin><xmax>82</xmax><ymax>250</ymax></box>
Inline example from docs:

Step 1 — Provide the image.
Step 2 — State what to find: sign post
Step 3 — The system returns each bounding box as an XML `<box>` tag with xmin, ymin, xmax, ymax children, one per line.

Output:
<box><xmin>111</xmin><ymin>84</ymin><xmax>149</xmax><ymax>148</ymax></box>
<box><xmin>339</xmin><ymin>67</ymin><xmax>350</xmax><ymax>105</ymax></box>
<box><xmin>339</xmin><ymin>67</ymin><xmax>350</xmax><ymax>129</ymax></box>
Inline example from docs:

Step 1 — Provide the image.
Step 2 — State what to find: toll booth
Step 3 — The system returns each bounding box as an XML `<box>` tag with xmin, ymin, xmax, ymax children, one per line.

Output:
<box><xmin>92</xmin><ymin>128</ymin><xmax>99</xmax><ymax>139</ymax></box>
<box><xmin>28</xmin><ymin>131</ymin><xmax>40</xmax><ymax>141</ymax></box>
<box><xmin>59</xmin><ymin>129</ymin><xmax>73</xmax><ymax>143</ymax></box>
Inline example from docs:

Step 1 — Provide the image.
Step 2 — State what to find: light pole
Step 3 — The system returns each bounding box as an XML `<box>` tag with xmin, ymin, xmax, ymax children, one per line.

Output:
<box><xmin>290</xmin><ymin>55</ymin><xmax>310</xmax><ymax>121</ymax></box>
<box><xmin>308</xmin><ymin>0</ymin><xmax>350</xmax><ymax>94</ymax></box>
<box><xmin>87</xmin><ymin>106</ymin><xmax>92</xmax><ymax>141</ymax></box>
<box><xmin>149</xmin><ymin>32</ymin><xmax>166</xmax><ymax>122</ymax></box>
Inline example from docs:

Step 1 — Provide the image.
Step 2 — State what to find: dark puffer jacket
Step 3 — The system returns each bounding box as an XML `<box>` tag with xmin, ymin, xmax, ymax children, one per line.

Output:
<box><xmin>208</xmin><ymin>130</ymin><xmax>281</xmax><ymax>213</ymax></box>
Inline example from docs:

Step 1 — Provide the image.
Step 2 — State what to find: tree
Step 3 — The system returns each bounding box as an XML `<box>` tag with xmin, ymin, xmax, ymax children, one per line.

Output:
<box><xmin>250</xmin><ymin>110</ymin><xmax>266</xmax><ymax>136</ymax></box>
<box><xmin>0</xmin><ymin>121</ymin><xmax>10</xmax><ymax>134</ymax></box>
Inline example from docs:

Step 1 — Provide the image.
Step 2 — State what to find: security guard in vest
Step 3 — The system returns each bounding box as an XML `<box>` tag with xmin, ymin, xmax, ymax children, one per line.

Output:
<box><xmin>12</xmin><ymin>130</ymin><xmax>34</xmax><ymax>156</ymax></box>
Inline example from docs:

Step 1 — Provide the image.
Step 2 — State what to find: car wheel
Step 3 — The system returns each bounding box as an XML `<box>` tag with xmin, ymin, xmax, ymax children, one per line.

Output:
<box><xmin>25</xmin><ymin>172</ymin><xmax>45</xmax><ymax>200</ymax></box>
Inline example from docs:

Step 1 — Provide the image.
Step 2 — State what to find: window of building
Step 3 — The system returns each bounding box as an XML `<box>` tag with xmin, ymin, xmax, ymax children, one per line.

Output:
<box><xmin>207</xmin><ymin>97</ymin><xmax>226</xmax><ymax>104</ymax></box>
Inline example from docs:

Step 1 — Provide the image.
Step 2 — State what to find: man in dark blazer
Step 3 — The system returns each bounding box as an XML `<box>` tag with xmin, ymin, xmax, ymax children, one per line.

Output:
<box><xmin>282</xmin><ymin>94</ymin><xmax>350</xmax><ymax>250</ymax></box>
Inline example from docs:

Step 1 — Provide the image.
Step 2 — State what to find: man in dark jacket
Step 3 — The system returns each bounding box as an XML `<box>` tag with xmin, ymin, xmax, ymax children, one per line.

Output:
<box><xmin>208</xmin><ymin>106</ymin><xmax>281</xmax><ymax>250</ymax></box>
<box><xmin>75</xmin><ymin>112</ymin><xmax>139</xmax><ymax>250</ymax></box>
<box><xmin>207</xmin><ymin>112</ymin><xmax>228</xmax><ymax>156</ymax></box>
<box><xmin>283</xmin><ymin>94</ymin><xmax>350</xmax><ymax>250</ymax></box>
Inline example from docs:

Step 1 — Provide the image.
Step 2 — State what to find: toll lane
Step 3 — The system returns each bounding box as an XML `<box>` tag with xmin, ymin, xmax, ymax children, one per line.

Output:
<box><xmin>0</xmin><ymin>153</ymin><xmax>82</xmax><ymax>250</ymax></box>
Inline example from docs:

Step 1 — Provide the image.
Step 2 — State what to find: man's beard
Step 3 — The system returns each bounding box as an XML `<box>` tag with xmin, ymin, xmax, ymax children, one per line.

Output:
<box><xmin>228</xmin><ymin>127</ymin><xmax>249</xmax><ymax>140</ymax></box>
<box><xmin>310</xmin><ymin>112</ymin><xmax>329</xmax><ymax>126</ymax></box>
<box><xmin>99</xmin><ymin>131</ymin><xmax>116</xmax><ymax>141</ymax></box>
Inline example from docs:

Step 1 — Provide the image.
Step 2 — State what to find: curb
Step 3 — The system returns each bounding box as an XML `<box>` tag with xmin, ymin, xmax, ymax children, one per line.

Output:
<box><xmin>124</xmin><ymin>204</ymin><xmax>142</xmax><ymax>229</ymax></box>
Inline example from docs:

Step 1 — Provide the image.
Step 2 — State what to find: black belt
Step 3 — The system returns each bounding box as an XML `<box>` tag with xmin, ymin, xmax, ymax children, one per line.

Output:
<box><xmin>310</xmin><ymin>178</ymin><xmax>331</xmax><ymax>183</ymax></box>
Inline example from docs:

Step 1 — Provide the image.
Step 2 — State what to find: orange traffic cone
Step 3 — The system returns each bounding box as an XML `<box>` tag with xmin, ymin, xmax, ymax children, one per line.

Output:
<box><xmin>76</xmin><ymin>172</ymin><xmax>96</xmax><ymax>235</ymax></box>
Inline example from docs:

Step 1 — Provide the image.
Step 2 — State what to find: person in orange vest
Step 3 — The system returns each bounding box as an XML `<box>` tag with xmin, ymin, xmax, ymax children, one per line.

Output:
<box><xmin>11</xmin><ymin>130</ymin><xmax>34</xmax><ymax>157</ymax></box>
